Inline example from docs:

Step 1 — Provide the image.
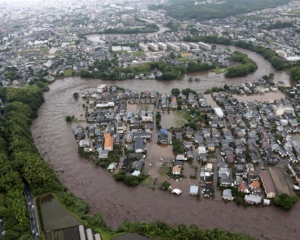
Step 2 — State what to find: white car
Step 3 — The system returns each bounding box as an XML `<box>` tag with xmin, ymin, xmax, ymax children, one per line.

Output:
<box><xmin>160</xmin><ymin>158</ymin><xmax>163</xmax><ymax>161</ymax></box>
<box><xmin>32</xmin><ymin>205</ymin><xmax>34</xmax><ymax>209</ymax></box>
<box><xmin>171</xmin><ymin>189</ymin><xmax>182</xmax><ymax>195</ymax></box>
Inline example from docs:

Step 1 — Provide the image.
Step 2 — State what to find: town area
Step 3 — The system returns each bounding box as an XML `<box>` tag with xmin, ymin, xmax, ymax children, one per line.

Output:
<box><xmin>71</xmin><ymin>81</ymin><xmax>300</xmax><ymax>208</ymax></box>
<box><xmin>1</xmin><ymin>1</ymin><xmax>300</xmax><ymax>86</ymax></box>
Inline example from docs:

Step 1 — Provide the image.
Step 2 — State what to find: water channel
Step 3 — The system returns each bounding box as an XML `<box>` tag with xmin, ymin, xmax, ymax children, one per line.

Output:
<box><xmin>31</xmin><ymin>48</ymin><xmax>299</xmax><ymax>240</ymax></box>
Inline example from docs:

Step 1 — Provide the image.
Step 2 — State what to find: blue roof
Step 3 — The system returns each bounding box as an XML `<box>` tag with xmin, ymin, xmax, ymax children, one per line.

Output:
<box><xmin>160</xmin><ymin>129</ymin><xmax>168</xmax><ymax>134</ymax></box>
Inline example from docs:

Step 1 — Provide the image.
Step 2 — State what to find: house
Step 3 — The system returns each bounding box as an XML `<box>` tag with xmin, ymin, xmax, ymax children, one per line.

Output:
<box><xmin>104</xmin><ymin>133</ymin><xmax>114</xmax><ymax>151</ymax></box>
<box><xmin>120</xmin><ymin>158</ymin><xmax>132</xmax><ymax>171</ymax></box>
<box><xmin>132</xmin><ymin>158</ymin><xmax>145</xmax><ymax>170</ymax></box>
<box><xmin>133</xmin><ymin>132</ymin><xmax>152</xmax><ymax>140</ymax></box>
<box><xmin>244</xmin><ymin>194</ymin><xmax>262</xmax><ymax>204</ymax></box>
<box><xmin>205</xmin><ymin>163</ymin><xmax>213</xmax><ymax>172</ymax></box>
<box><xmin>79</xmin><ymin>140</ymin><xmax>90</xmax><ymax>148</ymax></box>
<box><xmin>134</xmin><ymin>137</ymin><xmax>144</xmax><ymax>153</ymax></box>
<box><xmin>99</xmin><ymin>149</ymin><xmax>109</xmax><ymax>159</ymax></box>
<box><xmin>198</xmin><ymin>146</ymin><xmax>206</xmax><ymax>154</ymax></box>
<box><xmin>220</xmin><ymin>177</ymin><xmax>231</xmax><ymax>187</ymax></box>
<box><xmin>116</xmin><ymin>121</ymin><xmax>126</xmax><ymax>133</ymax></box>
<box><xmin>260</xmin><ymin>170</ymin><xmax>276</xmax><ymax>198</ymax></box>
<box><xmin>238</xmin><ymin>182</ymin><xmax>249</xmax><ymax>193</ymax></box>
<box><xmin>222</xmin><ymin>189</ymin><xmax>233</xmax><ymax>200</ymax></box>
<box><xmin>288</xmin><ymin>162</ymin><xmax>300</xmax><ymax>184</ymax></box>
<box><xmin>189</xmin><ymin>185</ymin><xmax>199</xmax><ymax>195</ymax></box>
<box><xmin>204</xmin><ymin>175</ymin><xmax>214</xmax><ymax>185</ymax></box>
<box><xmin>208</xmin><ymin>143</ymin><xmax>215</xmax><ymax>151</ymax></box>
<box><xmin>107</xmin><ymin>162</ymin><xmax>118</xmax><ymax>172</ymax></box>
<box><xmin>202</xmin><ymin>186</ymin><xmax>214</xmax><ymax>197</ymax></box>
<box><xmin>176</xmin><ymin>154</ymin><xmax>187</xmax><ymax>161</ymax></box>
<box><xmin>186</xmin><ymin>127</ymin><xmax>194</xmax><ymax>138</ymax></box>
<box><xmin>172</xmin><ymin>166</ymin><xmax>181</xmax><ymax>175</ymax></box>
<box><xmin>170</xmin><ymin>96</ymin><xmax>178</xmax><ymax>109</ymax></box>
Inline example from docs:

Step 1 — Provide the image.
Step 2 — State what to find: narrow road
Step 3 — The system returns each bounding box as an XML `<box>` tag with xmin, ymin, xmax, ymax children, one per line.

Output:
<box><xmin>24</xmin><ymin>185</ymin><xmax>40</xmax><ymax>240</ymax></box>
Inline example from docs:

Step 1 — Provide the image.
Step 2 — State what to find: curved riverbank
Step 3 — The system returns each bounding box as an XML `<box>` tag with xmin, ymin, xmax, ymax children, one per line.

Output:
<box><xmin>31</xmin><ymin>75</ymin><xmax>299</xmax><ymax>240</ymax></box>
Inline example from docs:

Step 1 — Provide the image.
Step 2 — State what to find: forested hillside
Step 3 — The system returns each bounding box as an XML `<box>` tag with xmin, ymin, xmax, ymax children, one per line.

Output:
<box><xmin>149</xmin><ymin>0</ymin><xmax>291</xmax><ymax>20</ymax></box>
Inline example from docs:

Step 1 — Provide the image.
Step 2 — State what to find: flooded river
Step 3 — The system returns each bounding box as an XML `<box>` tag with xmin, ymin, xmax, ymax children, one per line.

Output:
<box><xmin>31</xmin><ymin>53</ymin><xmax>298</xmax><ymax>240</ymax></box>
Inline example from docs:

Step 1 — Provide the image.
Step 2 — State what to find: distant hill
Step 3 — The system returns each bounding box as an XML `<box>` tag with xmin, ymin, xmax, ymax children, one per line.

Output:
<box><xmin>149</xmin><ymin>0</ymin><xmax>292</xmax><ymax>21</ymax></box>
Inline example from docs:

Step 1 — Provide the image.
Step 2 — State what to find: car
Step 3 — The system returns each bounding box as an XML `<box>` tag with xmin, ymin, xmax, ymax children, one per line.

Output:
<box><xmin>32</xmin><ymin>205</ymin><xmax>34</xmax><ymax>209</ymax></box>
<box><xmin>28</xmin><ymin>201</ymin><xmax>31</xmax><ymax>205</ymax></box>
<box><xmin>261</xmin><ymin>166</ymin><xmax>267</xmax><ymax>170</ymax></box>
<box><xmin>160</xmin><ymin>158</ymin><xmax>163</xmax><ymax>161</ymax></box>
<box><xmin>32</xmin><ymin>230</ymin><xmax>35</xmax><ymax>234</ymax></box>
<box><xmin>36</xmin><ymin>232</ymin><xmax>39</xmax><ymax>237</ymax></box>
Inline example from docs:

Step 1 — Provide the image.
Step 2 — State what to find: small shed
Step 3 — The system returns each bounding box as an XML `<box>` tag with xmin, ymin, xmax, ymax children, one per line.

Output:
<box><xmin>132</xmin><ymin>170</ymin><xmax>141</xmax><ymax>177</ymax></box>
<box><xmin>189</xmin><ymin>185</ymin><xmax>199</xmax><ymax>195</ymax></box>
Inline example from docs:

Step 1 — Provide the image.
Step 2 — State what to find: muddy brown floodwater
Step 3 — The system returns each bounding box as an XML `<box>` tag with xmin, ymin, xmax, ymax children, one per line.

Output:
<box><xmin>32</xmin><ymin>61</ymin><xmax>298</xmax><ymax>240</ymax></box>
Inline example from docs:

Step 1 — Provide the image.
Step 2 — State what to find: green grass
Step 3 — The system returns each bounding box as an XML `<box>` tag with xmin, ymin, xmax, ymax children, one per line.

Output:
<box><xmin>40</xmin><ymin>47</ymin><xmax>48</xmax><ymax>53</ymax></box>
<box><xmin>212</xmin><ymin>68</ymin><xmax>228</xmax><ymax>74</ymax></box>
<box><xmin>64</xmin><ymin>69</ymin><xmax>73</xmax><ymax>77</ymax></box>
<box><xmin>141</xmin><ymin>177</ymin><xmax>151</xmax><ymax>186</ymax></box>
<box><xmin>22</xmin><ymin>49</ymin><xmax>39</xmax><ymax>54</ymax></box>
<box><xmin>291</xmin><ymin>9</ymin><xmax>300</xmax><ymax>14</ymax></box>
<box><xmin>173</xmin><ymin>111</ymin><xmax>190</xmax><ymax>127</ymax></box>
<box><xmin>177</xmin><ymin>58</ymin><xmax>195</xmax><ymax>63</ymax></box>
<box><xmin>132</xmin><ymin>51</ymin><xmax>145</xmax><ymax>56</ymax></box>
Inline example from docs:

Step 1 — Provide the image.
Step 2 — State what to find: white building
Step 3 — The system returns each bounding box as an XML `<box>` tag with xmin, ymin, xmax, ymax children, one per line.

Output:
<box><xmin>214</xmin><ymin>107</ymin><xmax>224</xmax><ymax>118</ymax></box>
<box><xmin>181</xmin><ymin>43</ymin><xmax>190</xmax><ymax>51</ymax></box>
<box><xmin>97</xmin><ymin>84</ymin><xmax>107</xmax><ymax>93</ymax></box>
<box><xmin>148</xmin><ymin>43</ymin><xmax>159</xmax><ymax>51</ymax></box>
<box><xmin>190</xmin><ymin>43</ymin><xmax>199</xmax><ymax>49</ymax></box>
<box><xmin>276</xmin><ymin>50</ymin><xmax>287</xmax><ymax>59</ymax></box>
<box><xmin>167</xmin><ymin>43</ymin><xmax>180</xmax><ymax>51</ymax></box>
<box><xmin>121</xmin><ymin>14</ymin><xmax>135</xmax><ymax>24</ymax></box>
<box><xmin>198</xmin><ymin>146</ymin><xmax>206</xmax><ymax>154</ymax></box>
<box><xmin>139</xmin><ymin>44</ymin><xmax>148</xmax><ymax>52</ymax></box>
<box><xmin>158</xmin><ymin>42</ymin><xmax>167</xmax><ymax>50</ymax></box>
<box><xmin>198</xmin><ymin>42</ymin><xmax>211</xmax><ymax>50</ymax></box>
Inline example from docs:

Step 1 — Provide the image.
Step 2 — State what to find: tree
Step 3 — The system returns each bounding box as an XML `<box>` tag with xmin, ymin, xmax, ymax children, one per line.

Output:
<box><xmin>66</xmin><ymin>116</ymin><xmax>72</xmax><ymax>122</ymax></box>
<box><xmin>273</xmin><ymin>193</ymin><xmax>297</xmax><ymax>210</ymax></box>
<box><xmin>262</xmin><ymin>75</ymin><xmax>269</xmax><ymax>81</ymax></box>
<box><xmin>171</xmin><ymin>88</ymin><xmax>180</xmax><ymax>96</ymax></box>
<box><xmin>162</xmin><ymin>181</ymin><xmax>171</xmax><ymax>190</ymax></box>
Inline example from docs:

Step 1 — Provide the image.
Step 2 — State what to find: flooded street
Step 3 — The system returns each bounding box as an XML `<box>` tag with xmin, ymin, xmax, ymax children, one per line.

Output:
<box><xmin>31</xmin><ymin>56</ymin><xmax>298</xmax><ymax>240</ymax></box>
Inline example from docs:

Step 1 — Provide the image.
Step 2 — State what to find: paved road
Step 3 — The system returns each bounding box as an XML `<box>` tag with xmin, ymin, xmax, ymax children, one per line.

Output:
<box><xmin>24</xmin><ymin>185</ymin><xmax>40</xmax><ymax>240</ymax></box>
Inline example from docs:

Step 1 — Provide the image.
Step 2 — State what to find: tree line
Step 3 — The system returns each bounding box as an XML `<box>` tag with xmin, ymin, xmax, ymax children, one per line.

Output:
<box><xmin>117</xmin><ymin>220</ymin><xmax>258</xmax><ymax>240</ymax></box>
<box><xmin>79</xmin><ymin>59</ymin><xmax>211</xmax><ymax>81</ymax></box>
<box><xmin>225</xmin><ymin>51</ymin><xmax>257</xmax><ymax>77</ymax></box>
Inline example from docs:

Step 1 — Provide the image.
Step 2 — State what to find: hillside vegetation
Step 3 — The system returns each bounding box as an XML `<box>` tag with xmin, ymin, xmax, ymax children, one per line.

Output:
<box><xmin>149</xmin><ymin>0</ymin><xmax>291</xmax><ymax>21</ymax></box>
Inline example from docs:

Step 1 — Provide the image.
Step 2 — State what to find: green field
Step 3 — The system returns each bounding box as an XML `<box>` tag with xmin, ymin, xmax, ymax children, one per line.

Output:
<box><xmin>280</xmin><ymin>9</ymin><xmax>300</xmax><ymax>17</ymax></box>
<box><xmin>64</xmin><ymin>69</ymin><xmax>73</xmax><ymax>77</ymax></box>
<box><xmin>177</xmin><ymin>58</ymin><xmax>195</xmax><ymax>63</ymax></box>
<box><xmin>212</xmin><ymin>68</ymin><xmax>228</xmax><ymax>74</ymax></box>
<box><xmin>173</xmin><ymin>111</ymin><xmax>191</xmax><ymax>127</ymax></box>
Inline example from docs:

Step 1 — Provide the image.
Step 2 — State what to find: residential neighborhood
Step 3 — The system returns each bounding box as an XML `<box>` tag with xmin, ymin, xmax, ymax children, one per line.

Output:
<box><xmin>72</xmin><ymin>81</ymin><xmax>300</xmax><ymax>207</ymax></box>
